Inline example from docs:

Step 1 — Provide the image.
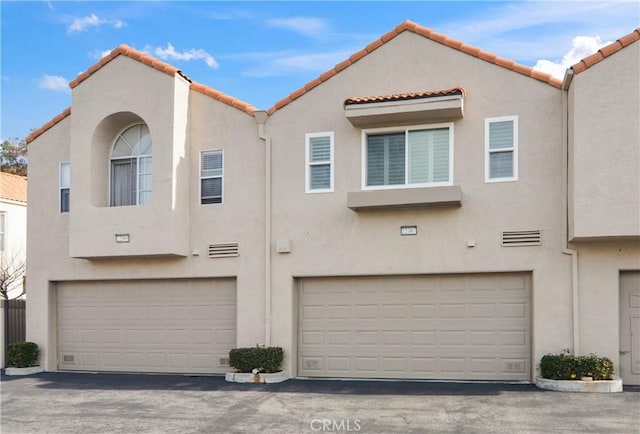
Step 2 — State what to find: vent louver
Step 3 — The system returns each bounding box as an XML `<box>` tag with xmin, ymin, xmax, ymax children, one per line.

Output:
<box><xmin>219</xmin><ymin>357</ymin><xmax>230</xmax><ymax>367</ymax></box>
<box><xmin>62</xmin><ymin>354</ymin><xmax>75</xmax><ymax>364</ymax></box>
<box><xmin>208</xmin><ymin>243</ymin><xmax>239</xmax><ymax>258</ymax></box>
<box><xmin>501</xmin><ymin>230</ymin><xmax>541</xmax><ymax>247</ymax></box>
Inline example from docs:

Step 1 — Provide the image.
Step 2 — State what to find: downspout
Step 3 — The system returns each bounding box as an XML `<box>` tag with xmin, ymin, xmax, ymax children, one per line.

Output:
<box><xmin>254</xmin><ymin>110</ymin><xmax>272</xmax><ymax>346</ymax></box>
<box><xmin>561</xmin><ymin>69</ymin><xmax>579</xmax><ymax>355</ymax></box>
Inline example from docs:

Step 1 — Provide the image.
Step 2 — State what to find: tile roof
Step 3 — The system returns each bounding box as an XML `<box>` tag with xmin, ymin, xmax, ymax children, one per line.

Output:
<box><xmin>0</xmin><ymin>172</ymin><xmax>27</xmax><ymax>203</ymax></box>
<box><xmin>69</xmin><ymin>44</ymin><xmax>181</xmax><ymax>89</ymax></box>
<box><xmin>267</xmin><ymin>20</ymin><xmax>562</xmax><ymax>115</ymax></box>
<box><xmin>28</xmin><ymin>45</ymin><xmax>256</xmax><ymax>143</ymax></box>
<box><xmin>25</xmin><ymin>107</ymin><xmax>71</xmax><ymax>144</ymax></box>
<box><xmin>344</xmin><ymin>87</ymin><xmax>466</xmax><ymax>106</ymax></box>
<box><xmin>570</xmin><ymin>28</ymin><xmax>640</xmax><ymax>74</ymax></box>
<box><xmin>190</xmin><ymin>82</ymin><xmax>256</xmax><ymax>115</ymax></box>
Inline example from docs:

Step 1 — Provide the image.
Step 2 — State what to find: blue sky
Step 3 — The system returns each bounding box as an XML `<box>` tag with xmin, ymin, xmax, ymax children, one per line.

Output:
<box><xmin>1</xmin><ymin>1</ymin><xmax>638</xmax><ymax>141</ymax></box>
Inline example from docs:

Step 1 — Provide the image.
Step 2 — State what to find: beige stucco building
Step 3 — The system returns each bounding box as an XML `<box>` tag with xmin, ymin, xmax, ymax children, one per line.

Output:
<box><xmin>25</xmin><ymin>22</ymin><xmax>640</xmax><ymax>384</ymax></box>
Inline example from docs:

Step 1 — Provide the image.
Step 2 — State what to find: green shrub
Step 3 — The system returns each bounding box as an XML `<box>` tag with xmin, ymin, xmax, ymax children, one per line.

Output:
<box><xmin>540</xmin><ymin>353</ymin><xmax>614</xmax><ymax>380</ymax></box>
<box><xmin>229</xmin><ymin>346</ymin><xmax>284</xmax><ymax>373</ymax></box>
<box><xmin>7</xmin><ymin>342</ymin><xmax>39</xmax><ymax>368</ymax></box>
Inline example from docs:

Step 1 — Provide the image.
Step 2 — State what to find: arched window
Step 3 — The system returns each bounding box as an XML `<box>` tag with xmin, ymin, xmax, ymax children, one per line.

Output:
<box><xmin>110</xmin><ymin>124</ymin><xmax>152</xmax><ymax>206</ymax></box>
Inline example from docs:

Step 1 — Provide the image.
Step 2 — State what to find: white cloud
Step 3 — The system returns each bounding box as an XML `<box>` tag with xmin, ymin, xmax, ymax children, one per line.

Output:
<box><xmin>39</xmin><ymin>75</ymin><xmax>70</xmax><ymax>92</ymax></box>
<box><xmin>266</xmin><ymin>17</ymin><xmax>328</xmax><ymax>38</ymax></box>
<box><xmin>148</xmin><ymin>43</ymin><xmax>218</xmax><ymax>69</ymax></box>
<box><xmin>89</xmin><ymin>49</ymin><xmax>114</xmax><ymax>60</ymax></box>
<box><xmin>533</xmin><ymin>36</ymin><xmax>612</xmax><ymax>79</ymax></box>
<box><xmin>436</xmin><ymin>1</ymin><xmax>637</xmax><ymax>62</ymax></box>
<box><xmin>241</xmin><ymin>48</ymin><xmax>353</xmax><ymax>77</ymax></box>
<box><xmin>67</xmin><ymin>14</ymin><xmax>125</xmax><ymax>33</ymax></box>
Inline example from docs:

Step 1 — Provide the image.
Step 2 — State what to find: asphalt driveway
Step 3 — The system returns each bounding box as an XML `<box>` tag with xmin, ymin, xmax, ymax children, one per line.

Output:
<box><xmin>1</xmin><ymin>372</ymin><xmax>639</xmax><ymax>433</ymax></box>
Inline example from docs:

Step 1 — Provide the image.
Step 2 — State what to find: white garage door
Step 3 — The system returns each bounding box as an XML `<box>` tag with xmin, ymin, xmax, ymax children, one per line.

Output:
<box><xmin>57</xmin><ymin>279</ymin><xmax>236</xmax><ymax>374</ymax></box>
<box><xmin>298</xmin><ymin>273</ymin><xmax>531</xmax><ymax>380</ymax></box>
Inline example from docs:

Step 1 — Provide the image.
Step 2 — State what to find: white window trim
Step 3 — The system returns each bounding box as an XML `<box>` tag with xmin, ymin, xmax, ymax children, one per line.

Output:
<box><xmin>361</xmin><ymin>122</ymin><xmax>454</xmax><ymax>191</ymax></box>
<box><xmin>0</xmin><ymin>212</ymin><xmax>5</xmax><ymax>252</ymax></box>
<box><xmin>200</xmin><ymin>149</ymin><xmax>224</xmax><ymax>205</ymax></box>
<box><xmin>485</xmin><ymin>115</ymin><xmax>518</xmax><ymax>183</ymax></box>
<box><xmin>305</xmin><ymin>132</ymin><xmax>334</xmax><ymax>194</ymax></box>
<box><xmin>59</xmin><ymin>162</ymin><xmax>70</xmax><ymax>213</ymax></box>
<box><xmin>108</xmin><ymin>123</ymin><xmax>152</xmax><ymax>206</ymax></box>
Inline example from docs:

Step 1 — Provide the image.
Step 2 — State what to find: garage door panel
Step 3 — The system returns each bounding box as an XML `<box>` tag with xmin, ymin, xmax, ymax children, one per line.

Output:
<box><xmin>298</xmin><ymin>273</ymin><xmax>531</xmax><ymax>380</ymax></box>
<box><xmin>57</xmin><ymin>279</ymin><xmax>236</xmax><ymax>374</ymax></box>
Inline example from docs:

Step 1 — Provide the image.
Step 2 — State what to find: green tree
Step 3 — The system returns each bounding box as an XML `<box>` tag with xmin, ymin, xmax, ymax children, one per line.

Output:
<box><xmin>1</xmin><ymin>138</ymin><xmax>28</xmax><ymax>176</ymax></box>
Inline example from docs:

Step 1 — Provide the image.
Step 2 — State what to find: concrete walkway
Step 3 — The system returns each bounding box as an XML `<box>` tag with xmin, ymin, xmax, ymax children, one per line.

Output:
<box><xmin>1</xmin><ymin>372</ymin><xmax>639</xmax><ymax>433</ymax></box>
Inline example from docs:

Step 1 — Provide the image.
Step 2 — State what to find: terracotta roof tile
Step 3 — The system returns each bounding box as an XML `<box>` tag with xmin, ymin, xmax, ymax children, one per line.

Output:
<box><xmin>267</xmin><ymin>20</ymin><xmax>562</xmax><ymax>114</ymax></box>
<box><xmin>0</xmin><ymin>172</ymin><xmax>27</xmax><ymax>203</ymax></box>
<box><xmin>25</xmin><ymin>107</ymin><xmax>71</xmax><ymax>144</ymax></box>
<box><xmin>571</xmin><ymin>28</ymin><xmax>640</xmax><ymax>74</ymax></box>
<box><xmin>69</xmin><ymin>44</ymin><xmax>179</xmax><ymax>89</ymax></box>
<box><xmin>190</xmin><ymin>82</ymin><xmax>256</xmax><ymax>115</ymax></box>
<box><xmin>30</xmin><ymin>45</ymin><xmax>257</xmax><ymax>141</ymax></box>
<box><xmin>344</xmin><ymin>87</ymin><xmax>466</xmax><ymax>106</ymax></box>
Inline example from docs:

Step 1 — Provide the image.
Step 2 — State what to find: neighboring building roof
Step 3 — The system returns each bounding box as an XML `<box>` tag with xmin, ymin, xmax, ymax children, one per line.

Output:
<box><xmin>570</xmin><ymin>28</ymin><xmax>640</xmax><ymax>74</ymax></box>
<box><xmin>268</xmin><ymin>20</ymin><xmax>562</xmax><ymax>115</ymax></box>
<box><xmin>0</xmin><ymin>172</ymin><xmax>27</xmax><ymax>203</ymax></box>
<box><xmin>344</xmin><ymin>87</ymin><xmax>466</xmax><ymax>106</ymax></box>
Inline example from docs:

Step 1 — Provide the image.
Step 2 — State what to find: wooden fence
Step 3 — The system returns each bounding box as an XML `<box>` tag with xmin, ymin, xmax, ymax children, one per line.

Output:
<box><xmin>3</xmin><ymin>299</ymin><xmax>26</xmax><ymax>365</ymax></box>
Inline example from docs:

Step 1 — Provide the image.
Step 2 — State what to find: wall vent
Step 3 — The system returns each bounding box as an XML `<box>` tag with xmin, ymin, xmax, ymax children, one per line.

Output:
<box><xmin>304</xmin><ymin>359</ymin><xmax>321</xmax><ymax>370</ymax></box>
<box><xmin>219</xmin><ymin>357</ymin><xmax>229</xmax><ymax>367</ymax></box>
<box><xmin>208</xmin><ymin>243</ymin><xmax>239</xmax><ymax>258</ymax></box>
<box><xmin>501</xmin><ymin>230</ymin><xmax>541</xmax><ymax>247</ymax></box>
<box><xmin>62</xmin><ymin>354</ymin><xmax>75</xmax><ymax>364</ymax></box>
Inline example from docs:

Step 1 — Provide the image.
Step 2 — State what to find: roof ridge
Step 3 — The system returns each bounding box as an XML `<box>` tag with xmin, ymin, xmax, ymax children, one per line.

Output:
<box><xmin>69</xmin><ymin>44</ymin><xmax>255</xmax><ymax>116</ymax></box>
<box><xmin>267</xmin><ymin>20</ymin><xmax>561</xmax><ymax>115</ymax></box>
<box><xmin>28</xmin><ymin>45</ymin><xmax>258</xmax><ymax>142</ymax></box>
<box><xmin>0</xmin><ymin>172</ymin><xmax>27</xmax><ymax>181</ymax></box>
<box><xmin>571</xmin><ymin>28</ymin><xmax>640</xmax><ymax>74</ymax></box>
<box><xmin>69</xmin><ymin>44</ymin><xmax>180</xmax><ymax>89</ymax></box>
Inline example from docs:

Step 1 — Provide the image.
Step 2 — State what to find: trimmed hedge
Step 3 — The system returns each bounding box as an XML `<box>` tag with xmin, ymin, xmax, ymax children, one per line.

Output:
<box><xmin>540</xmin><ymin>353</ymin><xmax>614</xmax><ymax>380</ymax></box>
<box><xmin>7</xmin><ymin>342</ymin><xmax>39</xmax><ymax>368</ymax></box>
<box><xmin>229</xmin><ymin>346</ymin><xmax>284</xmax><ymax>373</ymax></box>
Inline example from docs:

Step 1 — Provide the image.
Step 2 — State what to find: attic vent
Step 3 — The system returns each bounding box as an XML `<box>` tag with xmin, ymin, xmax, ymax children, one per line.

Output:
<box><xmin>219</xmin><ymin>357</ymin><xmax>229</xmax><ymax>367</ymax></box>
<box><xmin>62</xmin><ymin>354</ymin><xmax>75</xmax><ymax>364</ymax></box>
<box><xmin>208</xmin><ymin>243</ymin><xmax>239</xmax><ymax>258</ymax></box>
<box><xmin>501</xmin><ymin>230</ymin><xmax>541</xmax><ymax>247</ymax></box>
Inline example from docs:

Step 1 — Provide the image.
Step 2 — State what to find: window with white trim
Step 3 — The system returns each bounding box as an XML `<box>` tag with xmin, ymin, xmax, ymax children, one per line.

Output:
<box><xmin>485</xmin><ymin>116</ymin><xmax>518</xmax><ymax>182</ymax></box>
<box><xmin>201</xmin><ymin>150</ymin><xmax>223</xmax><ymax>204</ymax></box>
<box><xmin>110</xmin><ymin>124</ymin><xmax>152</xmax><ymax>206</ymax></box>
<box><xmin>59</xmin><ymin>163</ymin><xmax>70</xmax><ymax>213</ymax></box>
<box><xmin>362</xmin><ymin>123</ymin><xmax>453</xmax><ymax>189</ymax></box>
<box><xmin>305</xmin><ymin>132</ymin><xmax>334</xmax><ymax>193</ymax></box>
<box><xmin>0</xmin><ymin>212</ymin><xmax>5</xmax><ymax>251</ymax></box>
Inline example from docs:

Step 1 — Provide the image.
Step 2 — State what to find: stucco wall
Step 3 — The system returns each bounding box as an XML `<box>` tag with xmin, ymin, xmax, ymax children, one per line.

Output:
<box><xmin>569</xmin><ymin>40</ymin><xmax>640</xmax><ymax>240</ymax></box>
<box><xmin>572</xmin><ymin>241</ymin><xmax>640</xmax><ymax>368</ymax></box>
<box><xmin>266</xmin><ymin>31</ymin><xmax>571</xmax><ymax>377</ymax></box>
